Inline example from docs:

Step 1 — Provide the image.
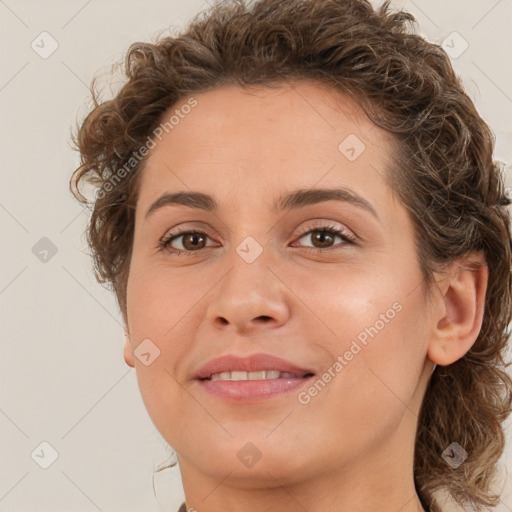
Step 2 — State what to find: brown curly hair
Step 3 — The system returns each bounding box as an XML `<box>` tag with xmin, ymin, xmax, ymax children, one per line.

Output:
<box><xmin>69</xmin><ymin>0</ymin><xmax>512</xmax><ymax>510</ymax></box>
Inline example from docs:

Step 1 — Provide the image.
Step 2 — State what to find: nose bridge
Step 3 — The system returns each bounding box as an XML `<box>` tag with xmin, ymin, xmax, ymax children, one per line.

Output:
<box><xmin>226</xmin><ymin>237</ymin><xmax>269</xmax><ymax>295</ymax></box>
<box><xmin>205</xmin><ymin>231</ymin><xmax>290</xmax><ymax>332</ymax></box>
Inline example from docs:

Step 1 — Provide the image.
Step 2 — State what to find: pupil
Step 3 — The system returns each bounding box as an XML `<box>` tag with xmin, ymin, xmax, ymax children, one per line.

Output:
<box><xmin>314</xmin><ymin>231</ymin><xmax>333</xmax><ymax>248</ymax></box>
<box><xmin>185</xmin><ymin>233</ymin><xmax>205</xmax><ymax>250</ymax></box>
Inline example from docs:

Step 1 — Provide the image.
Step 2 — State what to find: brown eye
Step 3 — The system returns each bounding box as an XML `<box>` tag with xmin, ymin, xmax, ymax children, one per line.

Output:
<box><xmin>160</xmin><ymin>230</ymin><xmax>214</xmax><ymax>254</ymax></box>
<box><xmin>180</xmin><ymin>233</ymin><xmax>207</xmax><ymax>250</ymax></box>
<box><xmin>308</xmin><ymin>230</ymin><xmax>337</xmax><ymax>248</ymax></box>
<box><xmin>296</xmin><ymin>227</ymin><xmax>354</xmax><ymax>250</ymax></box>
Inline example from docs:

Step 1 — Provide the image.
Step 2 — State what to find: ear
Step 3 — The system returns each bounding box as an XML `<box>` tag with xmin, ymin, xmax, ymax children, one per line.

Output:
<box><xmin>427</xmin><ymin>252</ymin><xmax>488</xmax><ymax>366</ymax></box>
<box><xmin>123</xmin><ymin>330</ymin><xmax>135</xmax><ymax>368</ymax></box>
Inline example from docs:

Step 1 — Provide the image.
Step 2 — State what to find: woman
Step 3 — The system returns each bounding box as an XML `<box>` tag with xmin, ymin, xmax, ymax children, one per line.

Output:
<box><xmin>69</xmin><ymin>0</ymin><xmax>512</xmax><ymax>511</ymax></box>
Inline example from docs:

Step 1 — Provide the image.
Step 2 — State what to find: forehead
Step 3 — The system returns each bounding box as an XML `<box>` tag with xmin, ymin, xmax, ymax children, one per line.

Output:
<box><xmin>136</xmin><ymin>80</ymin><xmax>399</xmax><ymax>216</ymax></box>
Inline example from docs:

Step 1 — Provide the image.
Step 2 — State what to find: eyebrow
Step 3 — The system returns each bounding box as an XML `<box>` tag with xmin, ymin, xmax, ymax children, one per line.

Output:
<box><xmin>144</xmin><ymin>187</ymin><xmax>379</xmax><ymax>220</ymax></box>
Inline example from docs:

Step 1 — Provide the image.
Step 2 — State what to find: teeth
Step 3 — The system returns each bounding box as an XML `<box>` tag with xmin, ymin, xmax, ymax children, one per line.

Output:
<box><xmin>209</xmin><ymin>370</ymin><xmax>298</xmax><ymax>381</ymax></box>
<box><xmin>248</xmin><ymin>371</ymin><xmax>266</xmax><ymax>380</ymax></box>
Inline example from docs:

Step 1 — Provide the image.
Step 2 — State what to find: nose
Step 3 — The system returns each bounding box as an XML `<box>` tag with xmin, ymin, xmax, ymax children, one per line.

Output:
<box><xmin>205</xmin><ymin>246</ymin><xmax>291</xmax><ymax>334</ymax></box>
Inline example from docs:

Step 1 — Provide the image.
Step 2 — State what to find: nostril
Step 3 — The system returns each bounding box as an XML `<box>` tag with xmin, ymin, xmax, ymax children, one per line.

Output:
<box><xmin>256</xmin><ymin>315</ymin><xmax>272</xmax><ymax>322</ymax></box>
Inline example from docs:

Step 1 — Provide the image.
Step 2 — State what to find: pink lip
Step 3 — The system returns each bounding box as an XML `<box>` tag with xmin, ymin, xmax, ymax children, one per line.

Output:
<box><xmin>195</xmin><ymin>353</ymin><xmax>314</xmax><ymax>379</ymax></box>
<box><xmin>197</xmin><ymin>378</ymin><xmax>314</xmax><ymax>403</ymax></box>
<box><xmin>194</xmin><ymin>353</ymin><xmax>315</xmax><ymax>403</ymax></box>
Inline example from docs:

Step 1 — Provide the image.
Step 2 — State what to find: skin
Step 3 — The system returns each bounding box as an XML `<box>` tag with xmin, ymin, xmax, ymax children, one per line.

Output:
<box><xmin>122</xmin><ymin>81</ymin><xmax>488</xmax><ymax>512</ymax></box>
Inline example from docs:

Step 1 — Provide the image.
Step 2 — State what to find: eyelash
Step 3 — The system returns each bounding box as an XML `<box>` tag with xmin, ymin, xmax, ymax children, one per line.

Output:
<box><xmin>157</xmin><ymin>223</ymin><xmax>356</xmax><ymax>257</ymax></box>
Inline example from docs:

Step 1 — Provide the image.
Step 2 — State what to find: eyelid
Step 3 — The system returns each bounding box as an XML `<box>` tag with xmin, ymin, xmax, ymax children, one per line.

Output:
<box><xmin>160</xmin><ymin>221</ymin><xmax>218</xmax><ymax>241</ymax></box>
<box><xmin>159</xmin><ymin>220</ymin><xmax>352</xmax><ymax>243</ymax></box>
<box><xmin>294</xmin><ymin>219</ymin><xmax>354</xmax><ymax>239</ymax></box>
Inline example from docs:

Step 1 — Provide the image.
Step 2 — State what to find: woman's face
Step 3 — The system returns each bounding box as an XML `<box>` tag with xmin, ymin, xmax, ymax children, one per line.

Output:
<box><xmin>124</xmin><ymin>81</ymin><xmax>436</xmax><ymax>487</ymax></box>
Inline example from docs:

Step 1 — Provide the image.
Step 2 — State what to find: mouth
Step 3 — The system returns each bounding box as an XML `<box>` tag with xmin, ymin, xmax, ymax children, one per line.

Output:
<box><xmin>195</xmin><ymin>352</ymin><xmax>315</xmax><ymax>380</ymax></box>
<box><xmin>196</xmin><ymin>373</ymin><xmax>316</xmax><ymax>403</ymax></box>
<box><xmin>200</xmin><ymin>370</ymin><xmax>315</xmax><ymax>381</ymax></box>
<box><xmin>194</xmin><ymin>353</ymin><xmax>316</xmax><ymax>403</ymax></box>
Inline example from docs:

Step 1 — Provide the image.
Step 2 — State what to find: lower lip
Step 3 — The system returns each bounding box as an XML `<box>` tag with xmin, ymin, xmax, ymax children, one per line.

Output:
<box><xmin>196</xmin><ymin>377</ymin><xmax>314</xmax><ymax>403</ymax></box>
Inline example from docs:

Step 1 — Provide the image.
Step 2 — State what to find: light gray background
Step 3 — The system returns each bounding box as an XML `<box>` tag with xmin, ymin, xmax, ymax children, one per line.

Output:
<box><xmin>0</xmin><ymin>1</ymin><xmax>511</xmax><ymax>511</ymax></box>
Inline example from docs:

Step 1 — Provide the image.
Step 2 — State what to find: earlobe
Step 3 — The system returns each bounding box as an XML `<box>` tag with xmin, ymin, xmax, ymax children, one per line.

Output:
<box><xmin>123</xmin><ymin>331</ymin><xmax>135</xmax><ymax>368</ymax></box>
<box><xmin>427</xmin><ymin>252</ymin><xmax>488</xmax><ymax>367</ymax></box>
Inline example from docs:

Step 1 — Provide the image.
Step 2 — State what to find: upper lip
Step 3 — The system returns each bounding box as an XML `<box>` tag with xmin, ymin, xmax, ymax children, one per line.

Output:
<box><xmin>195</xmin><ymin>353</ymin><xmax>315</xmax><ymax>380</ymax></box>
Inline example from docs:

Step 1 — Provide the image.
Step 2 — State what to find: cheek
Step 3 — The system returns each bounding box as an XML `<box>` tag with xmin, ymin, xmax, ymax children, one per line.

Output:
<box><xmin>125</xmin><ymin>263</ymin><xmax>198</xmax><ymax>422</ymax></box>
<box><xmin>297</xmin><ymin>260</ymin><xmax>430</xmax><ymax>425</ymax></box>
<box><xmin>126</xmin><ymin>259</ymin><xmax>213</xmax><ymax>341</ymax></box>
